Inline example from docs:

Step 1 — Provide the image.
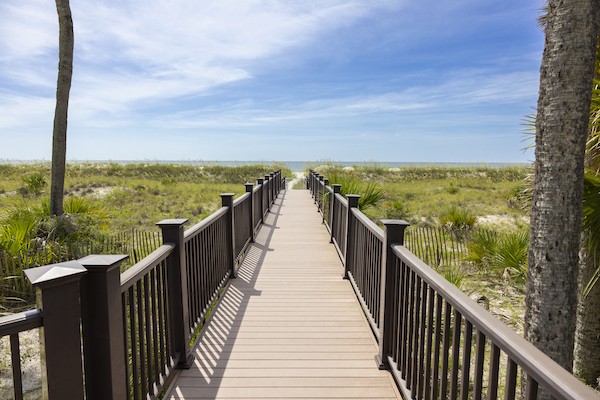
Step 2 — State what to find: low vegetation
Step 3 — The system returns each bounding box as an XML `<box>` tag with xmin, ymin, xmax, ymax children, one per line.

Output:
<box><xmin>312</xmin><ymin>163</ymin><xmax>530</xmax><ymax>332</ymax></box>
<box><xmin>0</xmin><ymin>162</ymin><xmax>291</xmax><ymax>311</ymax></box>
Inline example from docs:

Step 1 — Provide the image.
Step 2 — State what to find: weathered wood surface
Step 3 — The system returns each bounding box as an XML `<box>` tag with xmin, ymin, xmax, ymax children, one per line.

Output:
<box><xmin>165</xmin><ymin>190</ymin><xmax>400</xmax><ymax>399</ymax></box>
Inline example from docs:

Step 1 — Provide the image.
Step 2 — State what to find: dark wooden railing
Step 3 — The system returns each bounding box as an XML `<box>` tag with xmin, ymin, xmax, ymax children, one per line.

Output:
<box><xmin>0</xmin><ymin>170</ymin><xmax>284</xmax><ymax>400</ymax></box>
<box><xmin>308</xmin><ymin>169</ymin><xmax>600</xmax><ymax>400</ymax></box>
<box><xmin>0</xmin><ymin>309</ymin><xmax>43</xmax><ymax>400</ymax></box>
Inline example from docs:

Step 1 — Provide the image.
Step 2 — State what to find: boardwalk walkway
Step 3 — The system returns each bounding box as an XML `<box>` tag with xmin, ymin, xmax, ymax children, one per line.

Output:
<box><xmin>165</xmin><ymin>189</ymin><xmax>401</xmax><ymax>399</ymax></box>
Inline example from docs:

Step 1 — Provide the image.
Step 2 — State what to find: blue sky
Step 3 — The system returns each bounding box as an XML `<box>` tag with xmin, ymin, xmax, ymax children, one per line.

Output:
<box><xmin>0</xmin><ymin>0</ymin><xmax>544</xmax><ymax>163</ymax></box>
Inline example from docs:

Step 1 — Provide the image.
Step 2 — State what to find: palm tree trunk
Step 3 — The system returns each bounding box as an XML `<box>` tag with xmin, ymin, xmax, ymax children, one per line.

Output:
<box><xmin>574</xmin><ymin>230</ymin><xmax>600</xmax><ymax>388</ymax></box>
<box><xmin>50</xmin><ymin>0</ymin><xmax>74</xmax><ymax>217</ymax></box>
<box><xmin>525</xmin><ymin>0</ymin><xmax>598</xmax><ymax>378</ymax></box>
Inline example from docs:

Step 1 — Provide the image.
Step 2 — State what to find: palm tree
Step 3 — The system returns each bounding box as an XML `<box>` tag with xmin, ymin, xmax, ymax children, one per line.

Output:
<box><xmin>50</xmin><ymin>0</ymin><xmax>74</xmax><ymax>217</ymax></box>
<box><xmin>525</xmin><ymin>0</ymin><xmax>598</xmax><ymax>380</ymax></box>
<box><xmin>575</xmin><ymin>50</ymin><xmax>600</xmax><ymax>385</ymax></box>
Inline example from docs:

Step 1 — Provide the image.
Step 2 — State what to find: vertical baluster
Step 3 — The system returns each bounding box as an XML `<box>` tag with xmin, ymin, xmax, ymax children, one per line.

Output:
<box><xmin>10</xmin><ymin>333</ymin><xmax>23</xmax><ymax>400</ymax></box>
<box><xmin>504</xmin><ymin>358</ymin><xmax>517</xmax><ymax>400</ymax></box>
<box><xmin>424</xmin><ymin>287</ymin><xmax>435</xmax><ymax>400</ymax></box>
<box><xmin>410</xmin><ymin>276</ymin><xmax>422</xmax><ymax>391</ymax></box>
<box><xmin>143</xmin><ymin>274</ymin><xmax>154</xmax><ymax>395</ymax></box>
<box><xmin>460</xmin><ymin>320</ymin><xmax>473</xmax><ymax>400</ymax></box>
<box><xmin>487</xmin><ymin>344</ymin><xmax>501</xmax><ymax>400</ymax></box>
<box><xmin>129</xmin><ymin>287</ymin><xmax>140</xmax><ymax>400</ymax></box>
<box><xmin>150</xmin><ymin>269</ymin><xmax>160</xmax><ymax>389</ymax></box>
<box><xmin>136</xmin><ymin>281</ymin><xmax>147</xmax><ymax>399</ymax></box>
<box><xmin>431</xmin><ymin>293</ymin><xmax>443</xmax><ymax>400</ymax></box>
<box><xmin>441</xmin><ymin>301</ymin><xmax>452</xmax><ymax>399</ymax></box>
<box><xmin>450</xmin><ymin>310</ymin><xmax>462</xmax><ymax>400</ymax></box>
<box><xmin>524</xmin><ymin>374</ymin><xmax>539</xmax><ymax>400</ymax></box>
<box><xmin>473</xmin><ymin>331</ymin><xmax>486</xmax><ymax>400</ymax></box>
<box><xmin>417</xmin><ymin>282</ymin><xmax>428</xmax><ymax>399</ymax></box>
<box><xmin>157</xmin><ymin>262</ymin><xmax>166</xmax><ymax>377</ymax></box>
<box><xmin>399</xmin><ymin>263</ymin><xmax>412</xmax><ymax>381</ymax></box>
<box><xmin>405</xmin><ymin>271</ymin><xmax>416</xmax><ymax>386</ymax></box>
<box><xmin>121</xmin><ymin>293</ymin><xmax>131</xmax><ymax>399</ymax></box>
<box><xmin>390</xmin><ymin>257</ymin><xmax>400</xmax><ymax>365</ymax></box>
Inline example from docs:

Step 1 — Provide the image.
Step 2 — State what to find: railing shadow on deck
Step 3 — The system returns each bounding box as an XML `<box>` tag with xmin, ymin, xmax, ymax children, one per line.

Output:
<box><xmin>0</xmin><ymin>170</ymin><xmax>285</xmax><ymax>400</ymax></box>
<box><xmin>170</xmin><ymin>191</ymin><xmax>286</xmax><ymax>398</ymax></box>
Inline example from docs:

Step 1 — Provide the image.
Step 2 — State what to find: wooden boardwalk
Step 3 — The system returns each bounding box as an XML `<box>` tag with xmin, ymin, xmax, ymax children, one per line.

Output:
<box><xmin>165</xmin><ymin>190</ymin><xmax>401</xmax><ymax>399</ymax></box>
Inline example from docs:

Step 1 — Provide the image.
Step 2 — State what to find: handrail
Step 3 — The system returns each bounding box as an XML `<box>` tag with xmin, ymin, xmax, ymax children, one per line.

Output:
<box><xmin>233</xmin><ymin>191</ymin><xmax>250</xmax><ymax>206</ymax></box>
<box><xmin>120</xmin><ymin>244</ymin><xmax>175</xmax><ymax>292</ymax></box>
<box><xmin>0</xmin><ymin>308</ymin><xmax>44</xmax><ymax>400</ymax></box>
<box><xmin>393</xmin><ymin>245</ymin><xmax>599</xmax><ymax>400</ymax></box>
<box><xmin>335</xmin><ymin>192</ymin><xmax>348</xmax><ymax>206</ymax></box>
<box><xmin>307</xmin><ymin>168</ymin><xmax>600</xmax><ymax>400</ymax></box>
<box><xmin>184</xmin><ymin>207</ymin><xmax>228</xmax><ymax>241</ymax></box>
<box><xmin>0</xmin><ymin>309</ymin><xmax>42</xmax><ymax>336</ymax></box>
<box><xmin>351</xmin><ymin>207</ymin><xmax>383</xmax><ymax>241</ymax></box>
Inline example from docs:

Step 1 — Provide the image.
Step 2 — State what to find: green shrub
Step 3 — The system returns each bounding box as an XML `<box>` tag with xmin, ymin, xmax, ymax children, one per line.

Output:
<box><xmin>18</xmin><ymin>173</ymin><xmax>47</xmax><ymax>197</ymax></box>
<box><xmin>384</xmin><ymin>200</ymin><xmax>409</xmax><ymax>220</ymax></box>
<box><xmin>440</xmin><ymin>265</ymin><xmax>466</xmax><ymax>289</ymax></box>
<box><xmin>324</xmin><ymin>173</ymin><xmax>384</xmax><ymax>210</ymax></box>
<box><xmin>492</xmin><ymin>230</ymin><xmax>529</xmax><ymax>282</ymax></box>
<box><xmin>466</xmin><ymin>228</ymin><xmax>529</xmax><ymax>282</ymax></box>
<box><xmin>439</xmin><ymin>206</ymin><xmax>477</xmax><ymax>229</ymax></box>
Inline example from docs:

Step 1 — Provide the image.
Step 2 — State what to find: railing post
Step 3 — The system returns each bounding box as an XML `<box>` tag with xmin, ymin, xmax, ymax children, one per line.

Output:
<box><xmin>279</xmin><ymin>170</ymin><xmax>283</xmax><ymax>191</ymax></box>
<box><xmin>313</xmin><ymin>173</ymin><xmax>319</xmax><ymax>202</ymax></box>
<box><xmin>264</xmin><ymin>175</ymin><xmax>271</xmax><ymax>214</ymax></box>
<box><xmin>318</xmin><ymin>176</ymin><xmax>325</xmax><ymax>211</ymax></box>
<box><xmin>220</xmin><ymin>193</ymin><xmax>237</xmax><ymax>278</ymax></box>
<box><xmin>156</xmin><ymin>218</ymin><xmax>193</xmax><ymax>368</ymax></box>
<box><xmin>245</xmin><ymin>182</ymin><xmax>254</xmax><ymax>242</ymax></box>
<box><xmin>330</xmin><ymin>184</ymin><xmax>341</xmax><ymax>243</ymax></box>
<box><xmin>323</xmin><ymin>179</ymin><xmax>329</xmax><ymax>219</ymax></box>
<box><xmin>270</xmin><ymin>172</ymin><xmax>276</xmax><ymax>203</ymax></box>
<box><xmin>24</xmin><ymin>261</ymin><xmax>87</xmax><ymax>399</ymax></box>
<box><xmin>376</xmin><ymin>220</ymin><xmax>410</xmax><ymax>370</ymax></box>
<box><xmin>79</xmin><ymin>254</ymin><xmax>129</xmax><ymax>400</ymax></box>
<box><xmin>257</xmin><ymin>178</ymin><xmax>264</xmax><ymax>223</ymax></box>
<box><xmin>343</xmin><ymin>194</ymin><xmax>360</xmax><ymax>279</ymax></box>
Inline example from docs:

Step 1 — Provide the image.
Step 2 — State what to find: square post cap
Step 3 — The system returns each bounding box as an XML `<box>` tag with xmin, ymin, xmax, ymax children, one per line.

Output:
<box><xmin>346</xmin><ymin>194</ymin><xmax>361</xmax><ymax>208</ymax></box>
<box><xmin>24</xmin><ymin>260</ymin><xmax>87</xmax><ymax>289</ymax></box>
<box><xmin>156</xmin><ymin>219</ymin><xmax>188</xmax><ymax>227</ymax></box>
<box><xmin>79</xmin><ymin>254</ymin><xmax>129</xmax><ymax>272</ymax></box>
<box><xmin>245</xmin><ymin>183</ymin><xmax>254</xmax><ymax>192</ymax></box>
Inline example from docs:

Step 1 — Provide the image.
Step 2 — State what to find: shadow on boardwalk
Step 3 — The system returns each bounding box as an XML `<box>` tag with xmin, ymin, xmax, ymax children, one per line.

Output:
<box><xmin>165</xmin><ymin>190</ymin><xmax>400</xmax><ymax>399</ymax></box>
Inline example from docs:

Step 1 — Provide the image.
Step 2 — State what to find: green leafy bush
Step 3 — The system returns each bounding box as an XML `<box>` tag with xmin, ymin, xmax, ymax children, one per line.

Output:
<box><xmin>18</xmin><ymin>173</ymin><xmax>47</xmax><ymax>197</ymax></box>
<box><xmin>439</xmin><ymin>206</ymin><xmax>477</xmax><ymax>229</ymax></box>
<box><xmin>465</xmin><ymin>228</ymin><xmax>529</xmax><ymax>282</ymax></box>
<box><xmin>324</xmin><ymin>173</ymin><xmax>384</xmax><ymax>210</ymax></box>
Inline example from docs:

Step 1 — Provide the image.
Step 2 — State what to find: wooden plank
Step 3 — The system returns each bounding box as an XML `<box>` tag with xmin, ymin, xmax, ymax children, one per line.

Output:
<box><xmin>165</xmin><ymin>190</ymin><xmax>401</xmax><ymax>399</ymax></box>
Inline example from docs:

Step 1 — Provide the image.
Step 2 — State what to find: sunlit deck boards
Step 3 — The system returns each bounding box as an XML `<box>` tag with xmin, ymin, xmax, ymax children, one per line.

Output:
<box><xmin>165</xmin><ymin>190</ymin><xmax>401</xmax><ymax>399</ymax></box>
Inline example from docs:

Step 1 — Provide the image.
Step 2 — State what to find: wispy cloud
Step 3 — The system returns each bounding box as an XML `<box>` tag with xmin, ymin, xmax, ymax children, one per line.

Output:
<box><xmin>1</xmin><ymin>0</ymin><xmax>401</xmax><ymax>120</ymax></box>
<box><xmin>0</xmin><ymin>0</ymin><xmax>542</xmax><ymax>162</ymax></box>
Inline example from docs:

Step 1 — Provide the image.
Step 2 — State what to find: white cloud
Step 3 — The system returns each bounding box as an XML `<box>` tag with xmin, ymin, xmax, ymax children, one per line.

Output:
<box><xmin>143</xmin><ymin>68</ymin><xmax>538</xmax><ymax>129</ymax></box>
<box><xmin>0</xmin><ymin>0</ymin><xmax>400</xmax><ymax>119</ymax></box>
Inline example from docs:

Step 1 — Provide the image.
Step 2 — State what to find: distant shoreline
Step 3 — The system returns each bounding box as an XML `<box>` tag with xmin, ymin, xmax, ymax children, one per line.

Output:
<box><xmin>0</xmin><ymin>160</ymin><xmax>530</xmax><ymax>172</ymax></box>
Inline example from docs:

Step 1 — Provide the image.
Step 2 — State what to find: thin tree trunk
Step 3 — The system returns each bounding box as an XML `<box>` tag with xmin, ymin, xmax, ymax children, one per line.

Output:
<box><xmin>50</xmin><ymin>0</ymin><xmax>74</xmax><ymax>216</ymax></box>
<box><xmin>525</xmin><ymin>0</ymin><xmax>598</xmax><ymax>377</ymax></box>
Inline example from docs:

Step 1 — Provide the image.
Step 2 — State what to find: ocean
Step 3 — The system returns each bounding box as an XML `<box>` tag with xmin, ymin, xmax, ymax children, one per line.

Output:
<box><xmin>1</xmin><ymin>159</ymin><xmax>528</xmax><ymax>172</ymax></box>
